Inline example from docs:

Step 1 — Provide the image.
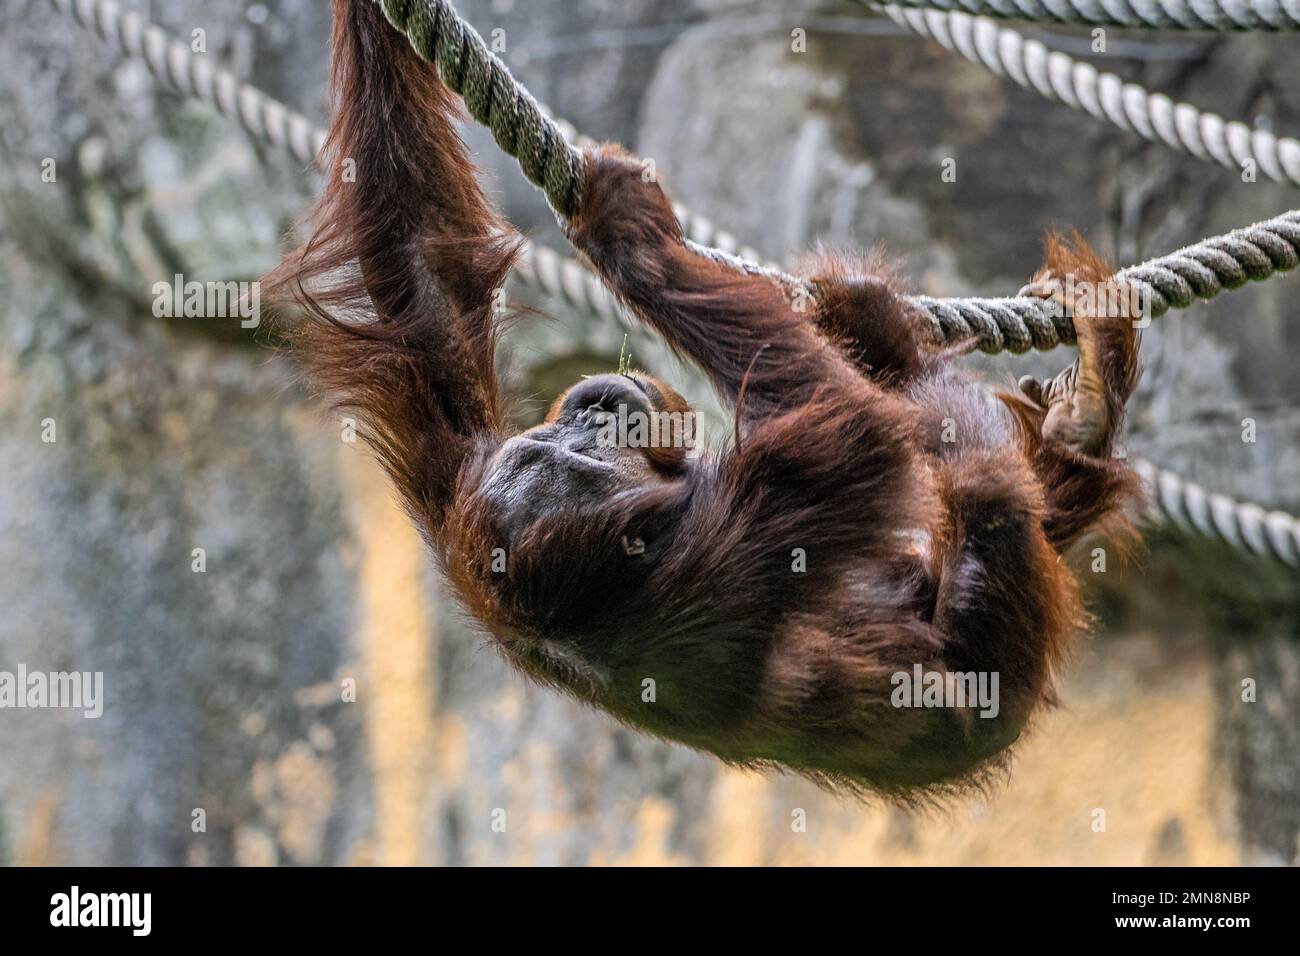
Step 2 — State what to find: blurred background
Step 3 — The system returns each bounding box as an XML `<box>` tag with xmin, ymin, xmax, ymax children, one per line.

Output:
<box><xmin>0</xmin><ymin>0</ymin><xmax>1297</xmax><ymax>866</ymax></box>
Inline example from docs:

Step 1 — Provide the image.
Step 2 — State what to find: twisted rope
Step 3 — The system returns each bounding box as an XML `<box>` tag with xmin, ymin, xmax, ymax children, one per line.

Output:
<box><xmin>909</xmin><ymin>209</ymin><xmax>1300</xmax><ymax>351</ymax></box>
<box><xmin>49</xmin><ymin>0</ymin><xmax>325</xmax><ymax>166</ymax></box>
<box><xmin>535</xmin><ymin>107</ymin><xmax>775</xmax><ymax>266</ymax></box>
<box><xmin>1134</xmin><ymin>459</ymin><xmax>1300</xmax><ymax>564</ymax></box>
<box><xmin>359</xmin><ymin>4</ymin><xmax>1300</xmax><ymax>355</ymax></box>
<box><xmin>857</xmin><ymin>0</ymin><xmax>1300</xmax><ymax>30</ymax></box>
<box><xmin>48</xmin><ymin>0</ymin><xmax>768</xmax><ymax>298</ymax></box>
<box><xmin>51</xmin><ymin>0</ymin><xmax>1300</xmax><ymax>356</ymax></box>
<box><xmin>881</xmin><ymin>6</ymin><xmax>1300</xmax><ymax>188</ymax></box>
<box><xmin>49</xmin><ymin>0</ymin><xmax>1300</xmax><ymax>563</ymax></box>
<box><xmin>62</xmin><ymin>0</ymin><xmax>1300</xmax><ymax>355</ymax></box>
<box><xmin>374</xmin><ymin>7</ymin><xmax>1300</xmax><ymax>353</ymax></box>
<box><xmin>48</xmin><ymin>0</ymin><xmax>628</xmax><ymax>324</ymax></box>
<box><xmin>373</xmin><ymin>0</ymin><xmax>585</xmax><ymax>217</ymax></box>
<box><xmin>513</xmin><ymin>240</ymin><xmax>627</xmax><ymax>324</ymax></box>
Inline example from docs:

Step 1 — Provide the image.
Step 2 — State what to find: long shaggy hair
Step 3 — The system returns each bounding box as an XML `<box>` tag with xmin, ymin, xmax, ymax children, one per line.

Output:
<box><xmin>265</xmin><ymin>0</ymin><xmax>1144</xmax><ymax>799</ymax></box>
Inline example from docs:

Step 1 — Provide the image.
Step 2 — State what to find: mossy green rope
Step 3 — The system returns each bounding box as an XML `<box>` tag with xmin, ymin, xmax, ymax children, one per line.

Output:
<box><xmin>371</xmin><ymin>0</ymin><xmax>1300</xmax><ymax>357</ymax></box>
<box><xmin>376</xmin><ymin>0</ymin><xmax>586</xmax><ymax>218</ymax></box>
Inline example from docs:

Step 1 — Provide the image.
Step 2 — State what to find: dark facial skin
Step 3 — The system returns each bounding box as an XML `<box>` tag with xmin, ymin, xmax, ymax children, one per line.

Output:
<box><xmin>482</xmin><ymin>373</ymin><xmax>692</xmax><ymax>536</ymax></box>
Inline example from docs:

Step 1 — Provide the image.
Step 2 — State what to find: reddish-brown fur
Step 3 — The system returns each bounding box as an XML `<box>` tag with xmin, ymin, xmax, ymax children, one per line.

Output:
<box><xmin>266</xmin><ymin>0</ymin><xmax>1143</xmax><ymax>798</ymax></box>
<box><xmin>1000</xmin><ymin>234</ymin><xmax>1145</xmax><ymax>551</ymax></box>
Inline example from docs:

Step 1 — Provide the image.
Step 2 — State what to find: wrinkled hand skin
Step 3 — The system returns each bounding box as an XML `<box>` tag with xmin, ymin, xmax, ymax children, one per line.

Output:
<box><xmin>1018</xmin><ymin>234</ymin><xmax>1142</xmax><ymax>459</ymax></box>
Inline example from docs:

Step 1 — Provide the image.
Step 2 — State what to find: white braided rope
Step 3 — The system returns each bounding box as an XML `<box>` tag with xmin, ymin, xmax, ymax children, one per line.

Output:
<box><xmin>863</xmin><ymin>0</ymin><xmax>1300</xmax><ymax>30</ymax></box>
<box><xmin>49</xmin><ymin>0</ymin><xmax>1300</xmax><ymax>564</ymax></box>
<box><xmin>512</xmin><ymin>240</ymin><xmax>625</xmax><ymax>323</ymax></box>
<box><xmin>50</xmin><ymin>0</ymin><xmax>324</xmax><ymax>165</ymax></box>
<box><xmin>881</xmin><ymin>6</ymin><xmax>1300</xmax><ymax>187</ymax></box>
<box><xmin>48</xmin><ymin>0</ymin><xmax>769</xmax><ymax>321</ymax></box>
<box><xmin>1134</xmin><ymin>459</ymin><xmax>1300</xmax><ymax>564</ymax></box>
<box><xmin>55</xmin><ymin>0</ymin><xmax>1300</xmax><ymax>345</ymax></box>
<box><xmin>48</xmin><ymin>0</ymin><xmax>630</xmax><ymax>323</ymax></box>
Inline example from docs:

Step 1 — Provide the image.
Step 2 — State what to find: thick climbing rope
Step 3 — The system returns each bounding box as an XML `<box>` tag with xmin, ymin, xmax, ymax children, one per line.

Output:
<box><xmin>1135</xmin><ymin>460</ymin><xmax>1300</xmax><ymax>565</ymax></box>
<box><xmin>879</xmin><ymin>5</ymin><xmax>1300</xmax><ymax>188</ymax></box>
<box><xmin>47</xmin><ymin>0</ymin><xmax>775</xmax><ymax>327</ymax></box>
<box><xmin>47</xmin><ymin>0</ymin><xmax>633</xmax><ymax>327</ymax></box>
<box><xmin>368</xmin><ymin>1</ymin><xmax>1300</xmax><ymax>355</ymax></box>
<box><xmin>47</xmin><ymin>0</ymin><xmax>1300</xmax><ymax>563</ymax></box>
<box><xmin>546</xmin><ymin>112</ymin><xmax>771</xmax><ymax>265</ymax></box>
<box><xmin>914</xmin><ymin>209</ymin><xmax>1300</xmax><ymax>352</ymax></box>
<box><xmin>855</xmin><ymin>0</ymin><xmax>1300</xmax><ymax>30</ymax></box>
<box><xmin>57</xmin><ymin>0</ymin><xmax>1300</xmax><ymax>355</ymax></box>
<box><xmin>372</xmin><ymin>0</ymin><xmax>586</xmax><ymax>217</ymax></box>
<box><xmin>48</xmin><ymin>0</ymin><xmax>324</xmax><ymax>165</ymax></box>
